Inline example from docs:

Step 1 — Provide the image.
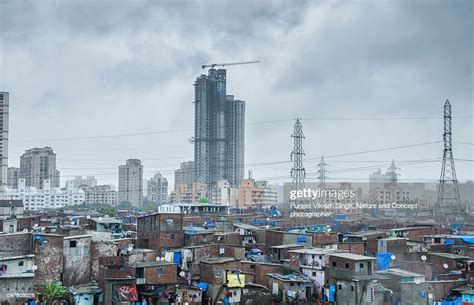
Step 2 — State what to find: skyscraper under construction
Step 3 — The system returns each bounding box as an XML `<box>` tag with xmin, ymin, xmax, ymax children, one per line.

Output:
<box><xmin>194</xmin><ymin>68</ymin><xmax>245</xmax><ymax>189</ymax></box>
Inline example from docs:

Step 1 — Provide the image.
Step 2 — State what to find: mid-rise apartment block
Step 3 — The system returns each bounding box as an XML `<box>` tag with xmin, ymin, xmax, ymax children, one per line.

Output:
<box><xmin>238</xmin><ymin>179</ymin><xmax>278</xmax><ymax>209</ymax></box>
<box><xmin>146</xmin><ymin>172</ymin><xmax>168</xmax><ymax>204</ymax></box>
<box><xmin>84</xmin><ymin>185</ymin><xmax>117</xmax><ymax>206</ymax></box>
<box><xmin>65</xmin><ymin>176</ymin><xmax>97</xmax><ymax>190</ymax></box>
<box><xmin>0</xmin><ymin>178</ymin><xmax>84</xmax><ymax>210</ymax></box>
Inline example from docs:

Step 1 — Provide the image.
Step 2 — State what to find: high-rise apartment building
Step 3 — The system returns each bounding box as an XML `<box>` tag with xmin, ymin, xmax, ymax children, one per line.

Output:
<box><xmin>0</xmin><ymin>92</ymin><xmax>9</xmax><ymax>188</ymax></box>
<box><xmin>194</xmin><ymin>69</ymin><xmax>245</xmax><ymax>189</ymax></box>
<box><xmin>146</xmin><ymin>172</ymin><xmax>168</xmax><ymax>204</ymax></box>
<box><xmin>118</xmin><ymin>159</ymin><xmax>143</xmax><ymax>207</ymax></box>
<box><xmin>174</xmin><ymin>161</ymin><xmax>195</xmax><ymax>191</ymax></box>
<box><xmin>19</xmin><ymin>147</ymin><xmax>60</xmax><ymax>189</ymax></box>
<box><xmin>7</xmin><ymin>167</ymin><xmax>19</xmax><ymax>189</ymax></box>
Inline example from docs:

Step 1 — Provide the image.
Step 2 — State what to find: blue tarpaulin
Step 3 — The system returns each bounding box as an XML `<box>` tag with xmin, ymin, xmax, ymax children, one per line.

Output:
<box><xmin>461</xmin><ymin>237</ymin><xmax>474</xmax><ymax>244</ymax></box>
<box><xmin>296</xmin><ymin>237</ymin><xmax>307</xmax><ymax>243</ymax></box>
<box><xmin>377</xmin><ymin>252</ymin><xmax>392</xmax><ymax>271</ymax></box>
<box><xmin>445</xmin><ymin>239</ymin><xmax>455</xmax><ymax>245</ymax></box>
<box><xmin>173</xmin><ymin>251</ymin><xmax>182</xmax><ymax>266</ymax></box>
<box><xmin>197</xmin><ymin>282</ymin><xmax>208</xmax><ymax>290</ymax></box>
<box><xmin>248</xmin><ymin>249</ymin><xmax>262</xmax><ymax>255</ymax></box>
<box><xmin>441</xmin><ymin>296</ymin><xmax>462</xmax><ymax>305</ymax></box>
<box><xmin>329</xmin><ymin>284</ymin><xmax>336</xmax><ymax>302</ymax></box>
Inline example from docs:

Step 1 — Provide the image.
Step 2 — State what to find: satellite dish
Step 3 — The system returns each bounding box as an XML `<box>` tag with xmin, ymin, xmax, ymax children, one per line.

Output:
<box><xmin>70</xmin><ymin>221</ymin><xmax>75</xmax><ymax>225</ymax></box>
<box><xmin>362</xmin><ymin>237</ymin><xmax>368</xmax><ymax>241</ymax></box>
<box><xmin>179</xmin><ymin>271</ymin><xmax>186</xmax><ymax>277</ymax></box>
<box><xmin>391</xmin><ymin>255</ymin><xmax>396</xmax><ymax>260</ymax></box>
<box><xmin>443</xmin><ymin>263</ymin><xmax>449</xmax><ymax>269</ymax></box>
<box><xmin>32</xmin><ymin>265</ymin><xmax>37</xmax><ymax>271</ymax></box>
<box><xmin>86</xmin><ymin>215</ymin><xmax>91</xmax><ymax>219</ymax></box>
<box><xmin>161</xmin><ymin>257</ymin><xmax>166</xmax><ymax>261</ymax></box>
<box><xmin>414</xmin><ymin>278</ymin><xmax>421</xmax><ymax>284</ymax></box>
<box><xmin>33</xmin><ymin>224</ymin><xmax>38</xmax><ymax>228</ymax></box>
<box><xmin>327</xmin><ymin>228</ymin><xmax>332</xmax><ymax>233</ymax></box>
<box><xmin>421</xmin><ymin>255</ymin><xmax>427</xmax><ymax>261</ymax></box>
<box><xmin>23</xmin><ymin>228</ymin><xmax>29</xmax><ymax>233</ymax></box>
<box><xmin>98</xmin><ymin>217</ymin><xmax>103</xmax><ymax>221</ymax></box>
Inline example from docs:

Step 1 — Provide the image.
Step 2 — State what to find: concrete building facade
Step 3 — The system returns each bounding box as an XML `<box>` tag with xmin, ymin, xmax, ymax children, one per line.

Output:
<box><xmin>7</xmin><ymin>167</ymin><xmax>19</xmax><ymax>189</ymax></box>
<box><xmin>0</xmin><ymin>179</ymin><xmax>84</xmax><ymax>210</ymax></box>
<box><xmin>238</xmin><ymin>178</ymin><xmax>278</xmax><ymax>209</ymax></box>
<box><xmin>0</xmin><ymin>92</ymin><xmax>8</xmax><ymax>188</ymax></box>
<box><xmin>19</xmin><ymin>147</ymin><xmax>60</xmax><ymax>189</ymax></box>
<box><xmin>84</xmin><ymin>185</ymin><xmax>117</xmax><ymax>206</ymax></box>
<box><xmin>146</xmin><ymin>172</ymin><xmax>168</xmax><ymax>204</ymax></box>
<box><xmin>174</xmin><ymin>161</ymin><xmax>195</xmax><ymax>191</ymax></box>
<box><xmin>118</xmin><ymin>159</ymin><xmax>143</xmax><ymax>207</ymax></box>
<box><xmin>194</xmin><ymin>69</ymin><xmax>245</xmax><ymax>189</ymax></box>
<box><xmin>66</xmin><ymin>176</ymin><xmax>97</xmax><ymax>190</ymax></box>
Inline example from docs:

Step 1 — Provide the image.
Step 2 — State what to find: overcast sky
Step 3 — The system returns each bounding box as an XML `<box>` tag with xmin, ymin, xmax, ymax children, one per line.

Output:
<box><xmin>1</xmin><ymin>0</ymin><xmax>472</xmax><ymax>189</ymax></box>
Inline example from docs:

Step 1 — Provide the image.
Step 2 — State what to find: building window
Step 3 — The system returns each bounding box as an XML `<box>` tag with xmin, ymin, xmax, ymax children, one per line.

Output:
<box><xmin>338</xmin><ymin>284</ymin><xmax>342</xmax><ymax>290</ymax></box>
<box><xmin>359</xmin><ymin>263</ymin><xmax>364</xmax><ymax>268</ymax></box>
<box><xmin>156</xmin><ymin>267</ymin><xmax>164</xmax><ymax>276</ymax></box>
<box><xmin>70</xmin><ymin>240</ymin><xmax>77</xmax><ymax>248</ymax></box>
<box><xmin>351</xmin><ymin>286</ymin><xmax>354</xmax><ymax>291</ymax></box>
<box><xmin>332</xmin><ymin>262</ymin><xmax>337</xmax><ymax>267</ymax></box>
<box><xmin>345</xmin><ymin>263</ymin><xmax>350</xmax><ymax>268</ymax></box>
<box><xmin>18</xmin><ymin>261</ymin><xmax>24</xmax><ymax>266</ymax></box>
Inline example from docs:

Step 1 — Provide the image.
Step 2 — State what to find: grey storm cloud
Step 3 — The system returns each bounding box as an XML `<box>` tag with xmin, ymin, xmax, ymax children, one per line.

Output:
<box><xmin>0</xmin><ymin>0</ymin><xmax>472</xmax><ymax>187</ymax></box>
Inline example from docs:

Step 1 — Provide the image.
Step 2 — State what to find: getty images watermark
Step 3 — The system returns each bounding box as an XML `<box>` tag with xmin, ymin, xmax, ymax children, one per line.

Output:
<box><xmin>289</xmin><ymin>187</ymin><xmax>418</xmax><ymax>218</ymax></box>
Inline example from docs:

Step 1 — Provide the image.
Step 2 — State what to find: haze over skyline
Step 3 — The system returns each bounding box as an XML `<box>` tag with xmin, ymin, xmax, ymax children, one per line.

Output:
<box><xmin>1</xmin><ymin>0</ymin><xmax>472</xmax><ymax>189</ymax></box>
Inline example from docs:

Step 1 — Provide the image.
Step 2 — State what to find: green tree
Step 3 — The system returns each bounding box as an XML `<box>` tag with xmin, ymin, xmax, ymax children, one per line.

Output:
<box><xmin>98</xmin><ymin>205</ymin><xmax>117</xmax><ymax>217</ymax></box>
<box><xmin>41</xmin><ymin>281</ymin><xmax>69</xmax><ymax>305</ymax></box>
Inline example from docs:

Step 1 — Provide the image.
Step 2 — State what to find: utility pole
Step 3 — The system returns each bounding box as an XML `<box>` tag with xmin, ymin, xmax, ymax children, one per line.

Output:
<box><xmin>436</xmin><ymin>99</ymin><xmax>463</xmax><ymax>222</ymax></box>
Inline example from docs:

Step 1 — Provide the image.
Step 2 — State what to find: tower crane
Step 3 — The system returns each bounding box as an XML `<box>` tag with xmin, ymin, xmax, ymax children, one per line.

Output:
<box><xmin>201</xmin><ymin>60</ymin><xmax>260</xmax><ymax>69</ymax></box>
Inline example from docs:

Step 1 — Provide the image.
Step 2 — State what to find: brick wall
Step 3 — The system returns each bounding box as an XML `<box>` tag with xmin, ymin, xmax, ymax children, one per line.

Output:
<box><xmin>0</xmin><ymin>232</ymin><xmax>32</xmax><ymax>258</ymax></box>
<box><xmin>34</xmin><ymin>234</ymin><xmax>64</xmax><ymax>288</ymax></box>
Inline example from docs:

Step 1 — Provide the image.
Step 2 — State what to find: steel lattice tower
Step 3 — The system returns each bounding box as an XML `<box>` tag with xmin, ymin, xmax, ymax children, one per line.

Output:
<box><xmin>386</xmin><ymin>159</ymin><xmax>400</xmax><ymax>183</ymax></box>
<box><xmin>436</xmin><ymin>99</ymin><xmax>462</xmax><ymax>219</ymax></box>
<box><xmin>318</xmin><ymin>155</ymin><xmax>328</xmax><ymax>191</ymax></box>
<box><xmin>291</xmin><ymin>119</ymin><xmax>306</xmax><ymax>193</ymax></box>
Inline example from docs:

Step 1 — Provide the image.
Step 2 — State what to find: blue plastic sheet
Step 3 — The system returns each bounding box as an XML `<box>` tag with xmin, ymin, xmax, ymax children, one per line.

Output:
<box><xmin>173</xmin><ymin>251</ymin><xmax>182</xmax><ymax>266</ymax></box>
<box><xmin>329</xmin><ymin>284</ymin><xmax>336</xmax><ymax>302</ymax></box>
<box><xmin>296</xmin><ymin>237</ymin><xmax>307</xmax><ymax>243</ymax></box>
<box><xmin>377</xmin><ymin>252</ymin><xmax>392</xmax><ymax>271</ymax></box>
<box><xmin>461</xmin><ymin>237</ymin><xmax>474</xmax><ymax>244</ymax></box>
<box><xmin>441</xmin><ymin>296</ymin><xmax>462</xmax><ymax>305</ymax></box>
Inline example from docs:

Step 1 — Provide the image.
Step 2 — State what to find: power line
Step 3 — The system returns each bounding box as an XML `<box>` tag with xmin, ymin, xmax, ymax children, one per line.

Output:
<box><xmin>10</xmin><ymin>117</ymin><xmax>473</xmax><ymax>143</ymax></box>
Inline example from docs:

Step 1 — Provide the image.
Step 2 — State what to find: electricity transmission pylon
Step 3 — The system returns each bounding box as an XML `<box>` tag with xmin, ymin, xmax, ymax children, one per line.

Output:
<box><xmin>436</xmin><ymin>99</ymin><xmax>463</xmax><ymax>222</ymax></box>
<box><xmin>291</xmin><ymin>119</ymin><xmax>306</xmax><ymax>195</ymax></box>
